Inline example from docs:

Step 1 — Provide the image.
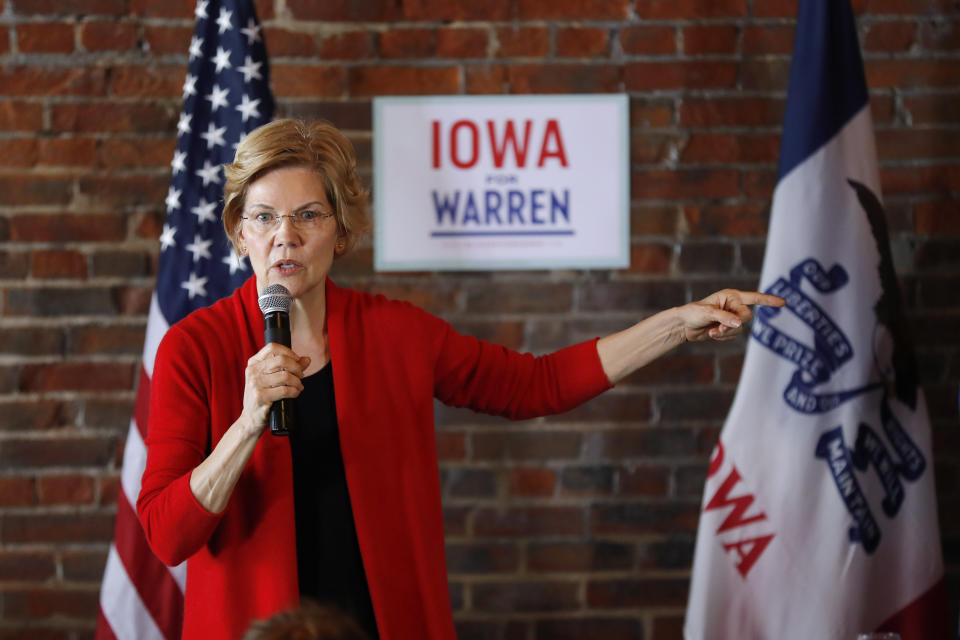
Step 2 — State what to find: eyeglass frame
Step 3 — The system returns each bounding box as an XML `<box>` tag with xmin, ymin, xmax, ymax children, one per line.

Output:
<box><xmin>240</xmin><ymin>209</ymin><xmax>337</xmax><ymax>233</ymax></box>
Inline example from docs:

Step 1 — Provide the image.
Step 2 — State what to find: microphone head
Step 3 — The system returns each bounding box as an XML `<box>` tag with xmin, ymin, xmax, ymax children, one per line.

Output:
<box><xmin>258</xmin><ymin>284</ymin><xmax>291</xmax><ymax>315</ymax></box>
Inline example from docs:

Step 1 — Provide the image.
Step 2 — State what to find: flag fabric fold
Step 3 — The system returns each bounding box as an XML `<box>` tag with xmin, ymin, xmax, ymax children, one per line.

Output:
<box><xmin>684</xmin><ymin>1</ymin><xmax>946</xmax><ymax>638</ymax></box>
<box><xmin>96</xmin><ymin>1</ymin><xmax>274</xmax><ymax>638</ymax></box>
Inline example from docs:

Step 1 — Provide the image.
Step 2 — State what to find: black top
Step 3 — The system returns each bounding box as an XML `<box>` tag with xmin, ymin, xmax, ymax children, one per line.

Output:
<box><xmin>289</xmin><ymin>362</ymin><xmax>379</xmax><ymax>639</ymax></box>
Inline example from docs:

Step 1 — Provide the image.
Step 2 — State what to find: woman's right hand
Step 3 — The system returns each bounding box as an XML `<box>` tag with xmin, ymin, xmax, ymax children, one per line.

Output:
<box><xmin>240</xmin><ymin>343</ymin><xmax>311</xmax><ymax>435</ymax></box>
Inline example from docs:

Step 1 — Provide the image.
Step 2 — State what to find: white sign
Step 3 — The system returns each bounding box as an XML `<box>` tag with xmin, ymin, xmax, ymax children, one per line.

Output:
<box><xmin>373</xmin><ymin>95</ymin><xmax>629</xmax><ymax>271</ymax></box>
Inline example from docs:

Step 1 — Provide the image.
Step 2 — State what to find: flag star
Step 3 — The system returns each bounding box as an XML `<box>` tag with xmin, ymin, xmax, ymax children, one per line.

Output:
<box><xmin>170</xmin><ymin>150</ymin><xmax>187</xmax><ymax>175</ymax></box>
<box><xmin>182</xmin><ymin>73</ymin><xmax>197</xmax><ymax>97</ymax></box>
<box><xmin>159</xmin><ymin>223</ymin><xmax>177</xmax><ymax>251</ymax></box>
<box><xmin>235</xmin><ymin>94</ymin><xmax>261</xmax><ymax>122</ymax></box>
<box><xmin>185</xmin><ymin>234</ymin><xmax>213</xmax><ymax>263</ymax></box>
<box><xmin>194</xmin><ymin>160</ymin><xmax>222</xmax><ymax>187</ymax></box>
<box><xmin>200</xmin><ymin>122</ymin><xmax>228</xmax><ymax>150</ymax></box>
<box><xmin>177</xmin><ymin>112</ymin><xmax>192</xmax><ymax>136</ymax></box>
<box><xmin>233</xmin><ymin>131</ymin><xmax>247</xmax><ymax>151</ymax></box>
<box><xmin>191</xmin><ymin>198</ymin><xmax>218</xmax><ymax>224</ymax></box>
<box><xmin>216</xmin><ymin>7</ymin><xmax>233</xmax><ymax>34</ymax></box>
<box><xmin>189</xmin><ymin>35</ymin><xmax>204</xmax><ymax>60</ymax></box>
<box><xmin>194</xmin><ymin>0</ymin><xmax>208</xmax><ymax>20</ymax></box>
<box><xmin>181</xmin><ymin>272</ymin><xmax>208</xmax><ymax>299</ymax></box>
<box><xmin>212</xmin><ymin>46</ymin><xmax>232</xmax><ymax>73</ymax></box>
<box><xmin>237</xmin><ymin>55</ymin><xmax>263</xmax><ymax>83</ymax></box>
<box><xmin>205</xmin><ymin>84</ymin><xmax>230</xmax><ymax>112</ymax></box>
<box><xmin>165</xmin><ymin>186</ymin><xmax>182</xmax><ymax>212</ymax></box>
<box><xmin>222</xmin><ymin>249</ymin><xmax>248</xmax><ymax>275</ymax></box>
<box><xmin>240</xmin><ymin>18</ymin><xmax>262</xmax><ymax>45</ymax></box>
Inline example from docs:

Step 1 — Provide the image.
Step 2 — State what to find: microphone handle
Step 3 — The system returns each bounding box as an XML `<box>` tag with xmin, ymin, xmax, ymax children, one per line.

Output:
<box><xmin>264</xmin><ymin>311</ymin><xmax>296</xmax><ymax>436</ymax></box>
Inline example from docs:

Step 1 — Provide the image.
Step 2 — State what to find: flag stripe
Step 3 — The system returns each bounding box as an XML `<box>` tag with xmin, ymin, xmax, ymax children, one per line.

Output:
<box><xmin>114</xmin><ymin>487</ymin><xmax>185</xmax><ymax>640</ymax></box>
<box><xmin>142</xmin><ymin>294</ymin><xmax>169</xmax><ymax>379</ymax></box>
<box><xmin>99</xmin><ymin>546</ymin><xmax>167</xmax><ymax>640</ymax></box>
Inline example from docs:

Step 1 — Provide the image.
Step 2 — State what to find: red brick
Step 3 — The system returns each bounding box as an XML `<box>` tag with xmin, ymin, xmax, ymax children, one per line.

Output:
<box><xmin>99</xmin><ymin>474</ymin><xmax>120</xmax><ymax>505</ymax></box>
<box><xmin>436</xmin><ymin>432</ymin><xmax>465</xmax><ymax>461</ymax></box>
<box><xmin>591</xmin><ymin>503</ymin><xmax>700</xmax><ymax>535</ymax></box>
<box><xmin>636</xmin><ymin>0</ymin><xmax>747</xmax><ymax>18</ymax></box>
<box><xmin>740</xmin><ymin>58</ymin><xmax>791</xmax><ymax>90</ymax></box>
<box><xmin>475</xmin><ymin>507</ymin><xmax>583</xmax><ymax>537</ymax></box>
<box><xmin>528</xmin><ymin>541</ymin><xmax>634</xmax><ymax>572</ymax></box>
<box><xmin>651</xmin><ymin>614</ymin><xmax>685</xmax><ymax>639</ymax></box>
<box><xmin>2</xmin><ymin>587</ymin><xmax>99</xmax><ymax>619</ymax></box>
<box><xmin>0</xmin><ymin>66</ymin><xmax>106</xmax><ymax>96</ymax></box>
<box><xmin>0</xmin><ymin>25</ymin><xmax>9</xmax><ymax>54</ymax></box>
<box><xmin>919</xmin><ymin>19</ymin><xmax>958</xmax><ymax>50</ymax></box>
<box><xmin>261</xmin><ymin>27</ymin><xmax>316</xmax><ymax>57</ymax></box>
<box><xmin>91</xmin><ymin>249</ymin><xmax>151</xmax><ymax>277</ymax></box>
<box><xmin>864</xmin><ymin>0</ymin><xmax>954</xmax><ymax>13</ymax></box>
<box><xmin>473</xmin><ymin>581</ymin><xmax>579</xmax><ymax>612</ymax></box>
<box><xmin>863</xmin><ymin>21</ymin><xmax>917</xmax><ymax>51</ymax></box>
<box><xmin>37</xmin><ymin>474</ymin><xmax>95</xmax><ymax>505</ymax></box>
<box><xmin>77</xmin><ymin>173</ymin><xmax>168</xmax><ymax>207</ymax></box>
<box><xmin>80</xmin><ymin>20</ymin><xmax>136</xmax><ymax>51</ymax></box>
<box><xmin>0</xmin><ymin>437</ymin><xmax>116</xmax><ymax>471</ymax></box>
<box><xmin>0</xmin><ymin>552</ymin><xmax>56</xmax><ymax>581</ymax></box>
<box><xmin>403</xmin><ymin>0</ymin><xmax>512</xmax><ymax>20</ymax></box>
<box><xmin>870</xmin><ymin>93</ymin><xmax>896</xmax><ymax>124</ymax></box>
<box><xmin>356</xmin><ymin>282</ymin><xmax>460</xmax><ymax>314</ymax></box>
<box><xmin>867</xmin><ymin>59</ymin><xmax>960</xmax><ymax>88</ymax></box>
<box><xmin>4</xmin><ymin>286</ymin><xmax>115</xmax><ymax>317</ymax></box>
<box><xmin>143</xmin><ymin>25</ymin><xmax>193</xmax><ymax>55</ymax></box>
<box><xmin>465</xmin><ymin>283</ymin><xmax>571</xmax><ymax>314</ymax></box>
<box><xmin>36</xmin><ymin>137</ymin><xmax>95</xmax><ymax>166</ymax></box>
<box><xmin>0</xmin><ymin>477</ymin><xmax>36</xmax><ymax>507</ymax></box>
<box><xmin>881</xmin><ymin>164</ymin><xmax>960</xmax><ymax>196</ymax></box>
<box><xmin>15</xmin><ymin>0</ymin><xmax>128</xmax><ymax>13</ymax></box>
<box><xmin>0</xmin><ymin>101</ymin><xmax>43</xmax><ymax>130</ymax></box>
<box><xmin>625</xmin><ymin>61</ymin><xmax>737</xmax><ymax>90</ymax></box>
<box><xmin>753</xmin><ymin>0</ymin><xmax>796</xmax><ymax>17</ymax></box>
<box><xmin>580</xmin><ymin>281</ymin><xmax>685</xmax><ymax>312</ymax></box>
<box><xmin>509</xmin><ymin>63</ymin><xmax>621</xmax><ymax>93</ymax></box>
<box><xmin>631</xmin><ymin>98</ymin><xmax>673</xmax><ymax>127</ymax></box>
<box><xmin>516</xmin><ymin>0</ymin><xmax>628</xmax><ymax>18</ymax></box>
<box><xmin>537</xmin><ymin>618</ymin><xmax>642</xmax><ymax>640</ymax></box>
<box><xmin>31</xmin><ymin>249</ymin><xmax>88</xmax><ymax>279</ymax></box>
<box><xmin>0</xmin><ymin>175</ymin><xmax>73</xmax><ymax>206</ymax></box>
<box><xmin>51</xmin><ymin>103</ymin><xmax>174</xmax><ymax>133</ymax></box>
<box><xmin>719</xmin><ymin>353</ymin><xmax>744</xmax><ymax>383</ymax></box>
<box><xmin>496</xmin><ymin>27</ymin><xmax>549</xmax><ymax>58</ymax></box>
<box><xmin>109</xmin><ymin>65</ymin><xmax>183</xmax><ymax>97</ymax></box>
<box><xmin>465</xmin><ymin>64</ymin><xmax>506</xmax><ymax>93</ymax></box>
<box><xmin>380</xmin><ymin>28</ymin><xmax>436</xmax><ymax>58</ymax></box>
<box><xmin>632</xmin><ymin>169</ymin><xmax>739</xmax><ymax>200</ymax></box>
<box><xmin>683</xmin><ymin>203</ymin><xmax>769</xmax><ymax>237</ymax></box>
<box><xmin>679</xmin><ymin>96</ymin><xmax>783</xmax><ymax>126</ymax></box>
<box><xmin>904</xmin><ymin>94</ymin><xmax>959</xmax><ymax>124</ymax></box>
<box><xmin>555</xmin><ymin>27</ymin><xmax>608</xmax><ymax>57</ymax></box>
<box><xmin>0</xmin><ymin>327</ymin><xmax>65</xmax><ymax>356</ymax></box>
<box><xmin>318</xmin><ymin>31</ymin><xmax>376</xmax><ymax>59</ymax></box>
<box><xmin>69</xmin><ymin>324</ymin><xmax>146</xmax><ymax>355</ymax></box>
<box><xmin>445</xmin><ymin>542</ymin><xmax>519</xmax><ymax>574</ymax></box>
<box><xmin>620</xmin><ymin>466</ymin><xmax>671</xmax><ymax>496</ymax></box>
<box><xmin>625</xmin><ymin>243</ymin><xmax>672</xmax><ymax>273</ymax></box>
<box><xmin>679</xmin><ymin>241</ymin><xmax>735</xmax><ymax>273</ymax></box>
<box><xmin>509</xmin><ymin>468</ymin><xmax>556</xmax><ymax>496</ymax></box>
<box><xmin>683</xmin><ymin>24</ymin><xmax>739</xmax><ymax>55</ymax></box>
<box><xmin>113</xmin><ymin>285</ymin><xmax>153</xmax><ymax>315</ymax></box>
<box><xmin>681</xmin><ymin>133</ymin><xmax>780</xmax><ymax>164</ymax></box>
<box><xmin>96</xmin><ymin>136</ymin><xmax>174</xmax><ymax>169</ymax></box>
<box><xmin>436</xmin><ymin>27</ymin><xmax>488</xmax><ymax>58</ymax></box>
<box><xmin>742</xmin><ymin>169</ymin><xmax>777</xmax><ymax>198</ymax></box>
<box><xmin>915</xmin><ymin>201</ymin><xmax>960</xmax><ymax>235</ymax></box>
<box><xmin>474</xmin><ymin>431</ymin><xmax>581</xmax><ymax>460</ymax></box>
<box><xmin>83</xmin><ymin>398</ymin><xmax>134</xmax><ymax>430</ymax></box>
<box><xmin>743</xmin><ymin>24</ymin><xmax>795</xmax><ymax>54</ymax></box>
<box><xmin>274</xmin><ymin>65</ymin><xmax>348</xmax><ymax>98</ymax></box>
<box><xmin>590</xmin><ymin>579</ymin><xmax>689</xmax><ymax>608</ymax></box>
<box><xmin>129</xmin><ymin>0</ymin><xmax>192</xmax><ymax>17</ymax></box>
<box><xmin>287</xmin><ymin>0</ymin><xmax>400</xmax><ymax>21</ymax></box>
<box><xmin>620</xmin><ymin>26</ymin><xmax>675</xmax><ymax>55</ymax></box>
<box><xmin>0</xmin><ymin>138</ymin><xmax>38</xmax><ymax>167</ymax></box>
<box><xmin>349</xmin><ymin>65</ymin><xmax>459</xmax><ymax>96</ymax></box>
<box><xmin>0</xmin><ymin>249</ymin><xmax>29</xmax><ymax>278</ymax></box>
<box><xmin>62</xmin><ymin>549</ymin><xmax>109</xmax><ymax>581</ymax></box>
<box><xmin>9</xmin><ymin>213</ymin><xmax>126</xmax><ymax>242</ymax></box>
<box><xmin>876</xmin><ymin>129</ymin><xmax>960</xmax><ymax>161</ymax></box>
<box><xmin>17</xmin><ymin>23</ymin><xmax>75</xmax><ymax>53</ymax></box>
<box><xmin>19</xmin><ymin>362</ymin><xmax>134</xmax><ymax>392</ymax></box>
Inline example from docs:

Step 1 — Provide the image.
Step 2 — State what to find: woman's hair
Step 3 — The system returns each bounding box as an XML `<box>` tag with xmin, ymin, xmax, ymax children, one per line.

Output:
<box><xmin>222</xmin><ymin>119</ymin><xmax>370</xmax><ymax>255</ymax></box>
<box><xmin>241</xmin><ymin>602</ymin><xmax>369</xmax><ymax>640</ymax></box>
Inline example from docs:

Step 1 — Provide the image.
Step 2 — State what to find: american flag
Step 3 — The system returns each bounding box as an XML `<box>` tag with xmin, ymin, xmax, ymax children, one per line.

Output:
<box><xmin>96</xmin><ymin>1</ymin><xmax>274</xmax><ymax>638</ymax></box>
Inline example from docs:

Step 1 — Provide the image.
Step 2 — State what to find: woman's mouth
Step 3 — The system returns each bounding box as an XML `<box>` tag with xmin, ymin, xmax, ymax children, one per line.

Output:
<box><xmin>272</xmin><ymin>260</ymin><xmax>302</xmax><ymax>276</ymax></box>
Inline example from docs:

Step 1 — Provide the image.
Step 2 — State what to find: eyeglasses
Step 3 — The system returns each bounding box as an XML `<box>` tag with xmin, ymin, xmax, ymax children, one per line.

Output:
<box><xmin>241</xmin><ymin>210</ymin><xmax>336</xmax><ymax>234</ymax></box>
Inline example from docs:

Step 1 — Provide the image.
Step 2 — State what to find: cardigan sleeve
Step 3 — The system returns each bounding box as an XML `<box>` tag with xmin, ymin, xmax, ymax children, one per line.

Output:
<box><xmin>431</xmin><ymin>317</ymin><xmax>613</xmax><ymax>421</ymax></box>
<box><xmin>136</xmin><ymin>324</ymin><xmax>225</xmax><ymax>566</ymax></box>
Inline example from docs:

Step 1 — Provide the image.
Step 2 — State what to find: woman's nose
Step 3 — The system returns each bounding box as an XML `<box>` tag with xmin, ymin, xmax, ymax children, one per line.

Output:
<box><xmin>272</xmin><ymin>216</ymin><xmax>302</xmax><ymax>245</ymax></box>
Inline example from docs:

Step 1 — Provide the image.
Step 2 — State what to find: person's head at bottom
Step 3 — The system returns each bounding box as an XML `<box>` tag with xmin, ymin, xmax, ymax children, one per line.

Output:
<box><xmin>242</xmin><ymin>602</ymin><xmax>370</xmax><ymax>640</ymax></box>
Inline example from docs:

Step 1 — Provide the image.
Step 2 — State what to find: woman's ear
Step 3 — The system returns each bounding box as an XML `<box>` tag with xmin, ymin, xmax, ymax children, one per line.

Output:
<box><xmin>334</xmin><ymin>236</ymin><xmax>346</xmax><ymax>255</ymax></box>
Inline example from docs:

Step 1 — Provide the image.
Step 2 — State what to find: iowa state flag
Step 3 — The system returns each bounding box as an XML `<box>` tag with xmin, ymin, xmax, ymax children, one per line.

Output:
<box><xmin>684</xmin><ymin>1</ymin><xmax>946</xmax><ymax>638</ymax></box>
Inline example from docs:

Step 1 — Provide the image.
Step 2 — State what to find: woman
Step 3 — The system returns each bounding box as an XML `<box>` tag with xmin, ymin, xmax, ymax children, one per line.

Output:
<box><xmin>137</xmin><ymin>119</ymin><xmax>783</xmax><ymax>640</ymax></box>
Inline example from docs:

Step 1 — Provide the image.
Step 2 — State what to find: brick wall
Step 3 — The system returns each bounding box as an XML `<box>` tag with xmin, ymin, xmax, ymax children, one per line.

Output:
<box><xmin>0</xmin><ymin>0</ymin><xmax>957</xmax><ymax>638</ymax></box>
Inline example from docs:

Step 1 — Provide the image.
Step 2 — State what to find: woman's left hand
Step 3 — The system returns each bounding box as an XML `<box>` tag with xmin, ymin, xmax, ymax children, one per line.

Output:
<box><xmin>676</xmin><ymin>289</ymin><xmax>785</xmax><ymax>343</ymax></box>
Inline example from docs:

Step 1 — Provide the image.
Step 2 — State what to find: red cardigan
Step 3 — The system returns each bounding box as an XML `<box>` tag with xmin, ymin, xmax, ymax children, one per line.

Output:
<box><xmin>137</xmin><ymin>276</ymin><xmax>612</xmax><ymax>640</ymax></box>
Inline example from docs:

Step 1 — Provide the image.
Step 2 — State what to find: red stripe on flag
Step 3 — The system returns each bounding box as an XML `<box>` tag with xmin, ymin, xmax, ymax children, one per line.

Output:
<box><xmin>113</xmin><ymin>487</ymin><xmax>184</xmax><ymax>640</ymax></box>
<box><xmin>133</xmin><ymin>365</ymin><xmax>152</xmax><ymax>443</ymax></box>
<box><xmin>96</xmin><ymin>607</ymin><xmax>120</xmax><ymax>640</ymax></box>
<box><xmin>878</xmin><ymin>576</ymin><xmax>948</xmax><ymax>640</ymax></box>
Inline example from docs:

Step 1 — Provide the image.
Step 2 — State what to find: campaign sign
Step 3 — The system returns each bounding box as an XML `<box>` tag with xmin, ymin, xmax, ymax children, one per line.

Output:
<box><xmin>373</xmin><ymin>95</ymin><xmax>629</xmax><ymax>271</ymax></box>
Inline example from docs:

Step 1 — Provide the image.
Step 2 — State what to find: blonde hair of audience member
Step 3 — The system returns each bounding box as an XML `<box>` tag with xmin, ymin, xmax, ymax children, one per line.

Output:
<box><xmin>242</xmin><ymin>602</ymin><xmax>369</xmax><ymax>640</ymax></box>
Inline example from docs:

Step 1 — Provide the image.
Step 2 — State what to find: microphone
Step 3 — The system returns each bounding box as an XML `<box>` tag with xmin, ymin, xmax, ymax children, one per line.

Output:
<box><xmin>258</xmin><ymin>284</ymin><xmax>296</xmax><ymax>436</ymax></box>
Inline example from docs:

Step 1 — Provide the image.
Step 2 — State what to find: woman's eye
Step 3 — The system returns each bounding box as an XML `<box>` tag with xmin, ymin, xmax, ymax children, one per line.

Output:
<box><xmin>254</xmin><ymin>213</ymin><xmax>274</xmax><ymax>224</ymax></box>
<box><xmin>299</xmin><ymin>210</ymin><xmax>318</xmax><ymax>222</ymax></box>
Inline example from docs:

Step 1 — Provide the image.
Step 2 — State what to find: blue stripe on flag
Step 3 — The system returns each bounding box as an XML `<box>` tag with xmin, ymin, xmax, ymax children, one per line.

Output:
<box><xmin>777</xmin><ymin>0</ymin><xmax>868</xmax><ymax>180</ymax></box>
